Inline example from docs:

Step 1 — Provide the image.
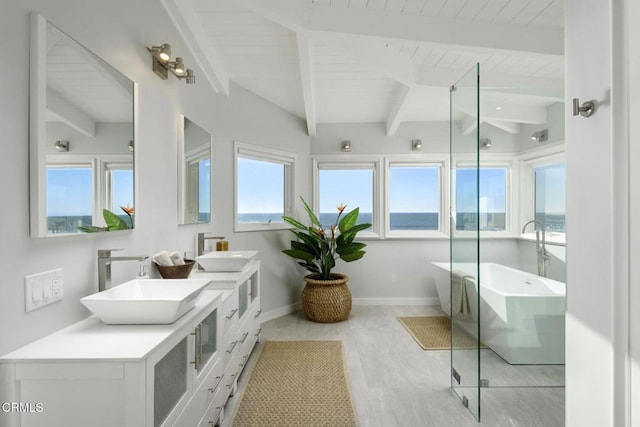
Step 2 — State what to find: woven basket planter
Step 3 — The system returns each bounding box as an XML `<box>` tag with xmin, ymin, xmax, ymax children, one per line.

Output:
<box><xmin>301</xmin><ymin>273</ymin><xmax>352</xmax><ymax>323</ymax></box>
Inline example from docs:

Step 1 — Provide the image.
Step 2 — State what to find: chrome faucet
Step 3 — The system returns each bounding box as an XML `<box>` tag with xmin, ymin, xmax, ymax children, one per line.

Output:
<box><xmin>197</xmin><ymin>233</ymin><xmax>225</xmax><ymax>257</ymax></box>
<box><xmin>97</xmin><ymin>249</ymin><xmax>149</xmax><ymax>292</ymax></box>
<box><xmin>522</xmin><ymin>220</ymin><xmax>550</xmax><ymax>277</ymax></box>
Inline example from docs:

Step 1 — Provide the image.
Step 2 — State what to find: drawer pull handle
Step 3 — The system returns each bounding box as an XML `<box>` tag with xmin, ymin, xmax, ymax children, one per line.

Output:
<box><xmin>239</xmin><ymin>332</ymin><xmax>249</xmax><ymax>343</ymax></box>
<box><xmin>254</xmin><ymin>309</ymin><xmax>262</xmax><ymax>318</ymax></box>
<box><xmin>226</xmin><ymin>340</ymin><xmax>239</xmax><ymax>354</ymax></box>
<box><xmin>226</xmin><ymin>373</ymin><xmax>237</xmax><ymax>388</ymax></box>
<box><xmin>226</xmin><ymin>308</ymin><xmax>238</xmax><ymax>320</ymax></box>
<box><xmin>254</xmin><ymin>327</ymin><xmax>263</xmax><ymax>337</ymax></box>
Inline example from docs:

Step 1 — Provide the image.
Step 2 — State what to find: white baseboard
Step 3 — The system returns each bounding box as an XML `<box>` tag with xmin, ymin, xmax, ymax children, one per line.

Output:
<box><xmin>261</xmin><ymin>298</ymin><xmax>440</xmax><ymax>322</ymax></box>
<box><xmin>262</xmin><ymin>302</ymin><xmax>301</xmax><ymax>323</ymax></box>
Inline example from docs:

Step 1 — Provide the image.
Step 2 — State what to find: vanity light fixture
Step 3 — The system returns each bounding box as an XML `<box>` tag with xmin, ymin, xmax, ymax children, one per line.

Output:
<box><xmin>480</xmin><ymin>138</ymin><xmax>492</xmax><ymax>149</ymax></box>
<box><xmin>147</xmin><ymin>43</ymin><xmax>195</xmax><ymax>84</ymax></box>
<box><xmin>412</xmin><ymin>139</ymin><xmax>422</xmax><ymax>151</ymax></box>
<box><xmin>531</xmin><ymin>129</ymin><xmax>548</xmax><ymax>143</ymax></box>
<box><xmin>54</xmin><ymin>140</ymin><xmax>69</xmax><ymax>152</ymax></box>
<box><xmin>341</xmin><ymin>140</ymin><xmax>351</xmax><ymax>152</ymax></box>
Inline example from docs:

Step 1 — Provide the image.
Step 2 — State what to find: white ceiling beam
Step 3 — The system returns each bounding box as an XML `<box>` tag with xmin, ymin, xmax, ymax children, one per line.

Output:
<box><xmin>386</xmin><ymin>85</ymin><xmax>415</xmax><ymax>136</ymax></box>
<box><xmin>460</xmin><ymin>115</ymin><xmax>478</xmax><ymax>136</ymax></box>
<box><xmin>419</xmin><ymin>66</ymin><xmax>564</xmax><ymax>96</ymax></box>
<box><xmin>484</xmin><ymin>104</ymin><xmax>547</xmax><ymax>124</ymax></box>
<box><xmin>46</xmin><ymin>89</ymin><xmax>96</xmax><ymax>137</ymax></box>
<box><xmin>296</xmin><ymin>33</ymin><xmax>316</xmax><ymax>137</ymax></box>
<box><xmin>161</xmin><ymin>0</ymin><xmax>230</xmax><ymax>95</ymax></box>
<box><xmin>235</xmin><ymin>0</ymin><xmax>563</xmax><ymax>57</ymax></box>
<box><xmin>485</xmin><ymin>119</ymin><xmax>521</xmax><ymax>134</ymax></box>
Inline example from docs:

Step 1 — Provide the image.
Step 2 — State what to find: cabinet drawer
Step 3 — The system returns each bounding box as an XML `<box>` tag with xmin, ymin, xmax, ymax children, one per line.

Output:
<box><xmin>175</xmin><ymin>357</ymin><xmax>223</xmax><ymax>427</ymax></box>
<box><xmin>198</xmin><ymin>386</ymin><xmax>227</xmax><ymax>427</ymax></box>
<box><xmin>221</xmin><ymin>291</ymin><xmax>239</xmax><ymax>336</ymax></box>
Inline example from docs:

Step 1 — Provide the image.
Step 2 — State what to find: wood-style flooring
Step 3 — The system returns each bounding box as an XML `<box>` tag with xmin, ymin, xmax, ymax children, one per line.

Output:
<box><xmin>223</xmin><ymin>306</ymin><xmax>565</xmax><ymax>427</ymax></box>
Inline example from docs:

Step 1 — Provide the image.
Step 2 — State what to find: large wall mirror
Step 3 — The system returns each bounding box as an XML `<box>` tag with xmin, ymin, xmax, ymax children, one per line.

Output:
<box><xmin>30</xmin><ymin>13</ymin><xmax>135</xmax><ymax>237</ymax></box>
<box><xmin>178</xmin><ymin>115</ymin><xmax>211</xmax><ymax>224</ymax></box>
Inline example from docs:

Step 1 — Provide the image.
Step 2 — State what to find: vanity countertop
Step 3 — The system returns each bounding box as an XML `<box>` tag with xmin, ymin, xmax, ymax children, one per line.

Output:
<box><xmin>0</xmin><ymin>290</ymin><xmax>223</xmax><ymax>363</ymax></box>
<box><xmin>189</xmin><ymin>259</ymin><xmax>260</xmax><ymax>289</ymax></box>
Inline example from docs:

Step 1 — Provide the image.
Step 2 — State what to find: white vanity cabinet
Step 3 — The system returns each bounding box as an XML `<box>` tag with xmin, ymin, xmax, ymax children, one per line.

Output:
<box><xmin>0</xmin><ymin>290</ymin><xmax>224</xmax><ymax>427</ymax></box>
<box><xmin>190</xmin><ymin>260</ymin><xmax>261</xmax><ymax>416</ymax></box>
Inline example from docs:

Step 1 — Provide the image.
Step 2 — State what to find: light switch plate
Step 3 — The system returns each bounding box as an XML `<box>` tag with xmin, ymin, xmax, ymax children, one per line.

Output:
<box><xmin>25</xmin><ymin>268</ymin><xmax>63</xmax><ymax>312</ymax></box>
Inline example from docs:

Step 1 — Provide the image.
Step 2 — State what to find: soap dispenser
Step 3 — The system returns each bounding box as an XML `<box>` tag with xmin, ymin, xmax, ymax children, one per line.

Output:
<box><xmin>137</xmin><ymin>262</ymin><xmax>150</xmax><ymax>279</ymax></box>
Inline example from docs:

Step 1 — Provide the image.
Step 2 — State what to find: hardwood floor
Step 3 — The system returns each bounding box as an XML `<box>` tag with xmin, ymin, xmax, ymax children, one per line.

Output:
<box><xmin>223</xmin><ymin>306</ymin><xmax>565</xmax><ymax>427</ymax></box>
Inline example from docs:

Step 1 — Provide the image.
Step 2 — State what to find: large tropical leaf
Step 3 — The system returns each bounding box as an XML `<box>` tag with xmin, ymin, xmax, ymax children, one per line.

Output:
<box><xmin>340</xmin><ymin>250</ymin><xmax>366</xmax><ymax>262</ymax></box>
<box><xmin>336</xmin><ymin>242</ymin><xmax>366</xmax><ymax>256</ymax></box>
<box><xmin>103</xmin><ymin>209</ymin><xmax>129</xmax><ymax>230</ymax></box>
<box><xmin>282</xmin><ymin>215</ymin><xmax>306</xmax><ymax>230</ymax></box>
<box><xmin>292</xmin><ymin>231</ymin><xmax>322</xmax><ymax>251</ymax></box>
<box><xmin>290</xmin><ymin>240</ymin><xmax>318</xmax><ymax>258</ymax></box>
<box><xmin>337</xmin><ymin>223</ymin><xmax>371</xmax><ymax>245</ymax></box>
<box><xmin>300</xmin><ymin>196</ymin><xmax>323</xmax><ymax>228</ymax></box>
<box><xmin>282</xmin><ymin>249</ymin><xmax>315</xmax><ymax>262</ymax></box>
<box><xmin>338</xmin><ymin>207</ymin><xmax>359</xmax><ymax>233</ymax></box>
<box><xmin>298</xmin><ymin>261</ymin><xmax>320</xmax><ymax>274</ymax></box>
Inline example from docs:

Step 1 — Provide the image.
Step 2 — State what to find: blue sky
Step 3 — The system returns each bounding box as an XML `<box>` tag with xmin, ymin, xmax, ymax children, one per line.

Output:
<box><xmin>237</xmin><ymin>158</ymin><xmax>284</xmax><ymax>214</ymax></box>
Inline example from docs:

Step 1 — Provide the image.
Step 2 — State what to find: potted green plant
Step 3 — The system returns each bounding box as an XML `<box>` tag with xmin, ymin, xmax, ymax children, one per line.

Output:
<box><xmin>282</xmin><ymin>197</ymin><xmax>371</xmax><ymax>322</ymax></box>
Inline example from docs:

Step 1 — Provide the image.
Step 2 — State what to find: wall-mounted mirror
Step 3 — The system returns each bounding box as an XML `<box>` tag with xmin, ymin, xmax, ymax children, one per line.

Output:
<box><xmin>30</xmin><ymin>13</ymin><xmax>135</xmax><ymax>237</ymax></box>
<box><xmin>178</xmin><ymin>115</ymin><xmax>211</xmax><ymax>224</ymax></box>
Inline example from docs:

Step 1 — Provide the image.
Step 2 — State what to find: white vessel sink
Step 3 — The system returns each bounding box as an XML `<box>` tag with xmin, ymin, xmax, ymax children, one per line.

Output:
<box><xmin>196</xmin><ymin>250</ymin><xmax>257</xmax><ymax>272</ymax></box>
<box><xmin>81</xmin><ymin>279</ymin><xmax>211</xmax><ymax>324</ymax></box>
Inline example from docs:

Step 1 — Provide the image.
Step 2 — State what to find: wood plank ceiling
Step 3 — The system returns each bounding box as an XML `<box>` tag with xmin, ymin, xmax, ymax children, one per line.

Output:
<box><xmin>165</xmin><ymin>0</ymin><xmax>564</xmax><ymax>136</ymax></box>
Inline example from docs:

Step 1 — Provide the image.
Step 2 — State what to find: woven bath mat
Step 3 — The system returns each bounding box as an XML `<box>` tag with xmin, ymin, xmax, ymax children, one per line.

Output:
<box><xmin>398</xmin><ymin>316</ymin><xmax>483</xmax><ymax>350</ymax></box>
<box><xmin>231</xmin><ymin>340</ymin><xmax>358</xmax><ymax>427</ymax></box>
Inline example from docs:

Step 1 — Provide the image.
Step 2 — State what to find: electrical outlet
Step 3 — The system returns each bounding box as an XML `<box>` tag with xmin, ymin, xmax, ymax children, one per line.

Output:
<box><xmin>25</xmin><ymin>268</ymin><xmax>63</xmax><ymax>312</ymax></box>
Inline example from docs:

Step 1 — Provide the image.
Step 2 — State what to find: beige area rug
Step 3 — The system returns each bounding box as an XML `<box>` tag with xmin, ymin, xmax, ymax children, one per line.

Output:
<box><xmin>231</xmin><ymin>340</ymin><xmax>358</xmax><ymax>427</ymax></box>
<box><xmin>398</xmin><ymin>316</ymin><xmax>484</xmax><ymax>350</ymax></box>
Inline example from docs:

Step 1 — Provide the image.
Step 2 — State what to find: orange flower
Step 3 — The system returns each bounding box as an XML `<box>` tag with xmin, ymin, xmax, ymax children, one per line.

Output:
<box><xmin>120</xmin><ymin>205</ymin><xmax>134</xmax><ymax>215</ymax></box>
<box><xmin>314</xmin><ymin>228</ymin><xmax>325</xmax><ymax>237</ymax></box>
<box><xmin>337</xmin><ymin>203</ymin><xmax>347</xmax><ymax>213</ymax></box>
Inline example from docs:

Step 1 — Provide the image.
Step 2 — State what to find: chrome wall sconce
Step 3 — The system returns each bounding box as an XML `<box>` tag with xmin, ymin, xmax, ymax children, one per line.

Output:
<box><xmin>480</xmin><ymin>138</ymin><xmax>492</xmax><ymax>149</ymax></box>
<box><xmin>54</xmin><ymin>140</ymin><xmax>69</xmax><ymax>152</ymax></box>
<box><xmin>341</xmin><ymin>140</ymin><xmax>351</xmax><ymax>152</ymax></box>
<box><xmin>147</xmin><ymin>43</ymin><xmax>195</xmax><ymax>84</ymax></box>
<box><xmin>531</xmin><ymin>129</ymin><xmax>548</xmax><ymax>143</ymax></box>
<box><xmin>411</xmin><ymin>139</ymin><xmax>422</xmax><ymax>151</ymax></box>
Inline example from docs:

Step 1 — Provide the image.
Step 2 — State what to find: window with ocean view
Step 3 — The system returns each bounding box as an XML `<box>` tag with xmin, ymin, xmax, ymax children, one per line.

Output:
<box><xmin>388</xmin><ymin>164</ymin><xmax>440</xmax><ymax>233</ymax></box>
<box><xmin>535</xmin><ymin>162</ymin><xmax>565</xmax><ymax>233</ymax></box>
<box><xmin>108</xmin><ymin>167</ymin><xmax>134</xmax><ymax>224</ymax></box>
<box><xmin>318</xmin><ymin>167</ymin><xmax>373</xmax><ymax>230</ymax></box>
<box><xmin>47</xmin><ymin>165</ymin><xmax>93</xmax><ymax>233</ymax></box>
<box><xmin>455</xmin><ymin>167</ymin><xmax>507</xmax><ymax>232</ymax></box>
<box><xmin>235</xmin><ymin>142</ymin><xmax>295</xmax><ymax>231</ymax></box>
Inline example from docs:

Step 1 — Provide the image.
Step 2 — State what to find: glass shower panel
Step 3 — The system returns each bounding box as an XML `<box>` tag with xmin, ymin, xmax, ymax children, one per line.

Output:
<box><xmin>450</xmin><ymin>63</ymin><xmax>481</xmax><ymax>421</ymax></box>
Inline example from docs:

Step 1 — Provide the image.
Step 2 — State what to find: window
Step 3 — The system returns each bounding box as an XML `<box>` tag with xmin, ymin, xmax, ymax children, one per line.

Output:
<box><xmin>318</xmin><ymin>167</ymin><xmax>374</xmax><ymax>229</ymax></box>
<box><xmin>387</xmin><ymin>162</ymin><xmax>443</xmax><ymax>236</ymax></box>
<box><xmin>234</xmin><ymin>142</ymin><xmax>295</xmax><ymax>232</ymax></box>
<box><xmin>47</xmin><ymin>164</ymin><xmax>93</xmax><ymax>233</ymax></box>
<box><xmin>455</xmin><ymin>167</ymin><xmax>508</xmax><ymax>232</ymax></box>
<box><xmin>535</xmin><ymin>162</ymin><xmax>566</xmax><ymax>233</ymax></box>
<box><xmin>106</xmin><ymin>164</ymin><xmax>134</xmax><ymax>226</ymax></box>
<box><xmin>182</xmin><ymin>149</ymin><xmax>210</xmax><ymax>224</ymax></box>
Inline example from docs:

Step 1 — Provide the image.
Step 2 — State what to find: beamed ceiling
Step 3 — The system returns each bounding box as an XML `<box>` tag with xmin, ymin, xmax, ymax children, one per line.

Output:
<box><xmin>162</xmin><ymin>0</ymin><xmax>564</xmax><ymax>136</ymax></box>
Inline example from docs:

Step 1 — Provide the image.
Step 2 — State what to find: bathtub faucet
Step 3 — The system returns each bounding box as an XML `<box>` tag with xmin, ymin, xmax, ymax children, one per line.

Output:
<box><xmin>522</xmin><ymin>220</ymin><xmax>550</xmax><ymax>277</ymax></box>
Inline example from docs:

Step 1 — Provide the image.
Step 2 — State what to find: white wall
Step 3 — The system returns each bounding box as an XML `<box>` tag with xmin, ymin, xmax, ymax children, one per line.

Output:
<box><xmin>0</xmin><ymin>0</ymin><xmax>309</xmax><ymax>356</ymax></box>
<box><xmin>565</xmin><ymin>0</ymin><xmax>628</xmax><ymax>425</ymax></box>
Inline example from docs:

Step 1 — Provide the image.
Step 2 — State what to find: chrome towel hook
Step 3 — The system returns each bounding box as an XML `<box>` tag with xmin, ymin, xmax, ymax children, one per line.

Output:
<box><xmin>573</xmin><ymin>98</ymin><xmax>595</xmax><ymax>117</ymax></box>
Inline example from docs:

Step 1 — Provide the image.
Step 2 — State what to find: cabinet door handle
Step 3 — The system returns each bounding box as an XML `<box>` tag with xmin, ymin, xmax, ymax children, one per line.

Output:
<box><xmin>254</xmin><ymin>309</ymin><xmax>262</xmax><ymax>319</ymax></box>
<box><xmin>254</xmin><ymin>327</ymin><xmax>263</xmax><ymax>337</ymax></box>
<box><xmin>226</xmin><ymin>308</ymin><xmax>238</xmax><ymax>320</ymax></box>
<box><xmin>226</xmin><ymin>373</ymin><xmax>237</xmax><ymax>388</ymax></box>
<box><xmin>190</xmin><ymin>324</ymin><xmax>202</xmax><ymax>370</ymax></box>
<box><xmin>239</xmin><ymin>332</ymin><xmax>249</xmax><ymax>344</ymax></box>
<box><xmin>226</xmin><ymin>340</ymin><xmax>239</xmax><ymax>354</ymax></box>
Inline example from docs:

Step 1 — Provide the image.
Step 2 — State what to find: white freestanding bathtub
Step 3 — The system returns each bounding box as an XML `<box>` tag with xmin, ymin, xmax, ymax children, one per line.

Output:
<box><xmin>431</xmin><ymin>262</ymin><xmax>566</xmax><ymax>365</ymax></box>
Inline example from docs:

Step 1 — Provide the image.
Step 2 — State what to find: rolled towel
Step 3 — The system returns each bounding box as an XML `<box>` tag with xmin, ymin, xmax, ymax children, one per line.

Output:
<box><xmin>152</xmin><ymin>251</ymin><xmax>173</xmax><ymax>267</ymax></box>
<box><xmin>169</xmin><ymin>251</ymin><xmax>185</xmax><ymax>265</ymax></box>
